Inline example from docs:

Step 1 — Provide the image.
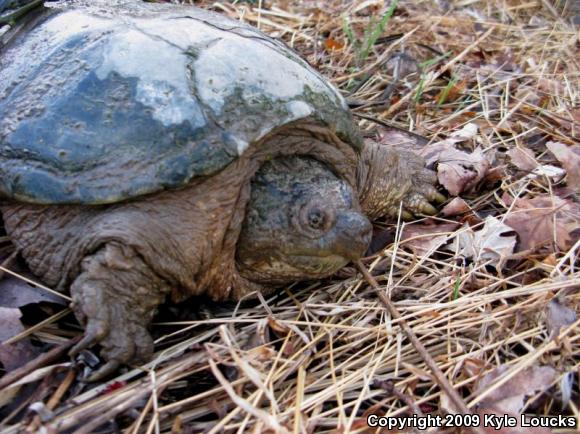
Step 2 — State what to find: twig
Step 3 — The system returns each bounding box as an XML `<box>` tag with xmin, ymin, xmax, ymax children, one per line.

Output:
<box><xmin>0</xmin><ymin>337</ymin><xmax>78</xmax><ymax>390</ymax></box>
<box><xmin>26</xmin><ymin>367</ymin><xmax>77</xmax><ymax>432</ymax></box>
<box><xmin>0</xmin><ymin>265</ymin><xmax>71</xmax><ymax>302</ymax></box>
<box><xmin>47</xmin><ymin>367</ymin><xmax>77</xmax><ymax>410</ymax></box>
<box><xmin>0</xmin><ymin>249</ymin><xmax>17</xmax><ymax>280</ymax></box>
<box><xmin>374</xmin><ymin>379</ymin><xmax>424</xmax><ymax>416</ymax></box>
<box><xmin>356</xmin><ymin>260</ymin><xmax>486</xmax><ymax>434</ymax></box>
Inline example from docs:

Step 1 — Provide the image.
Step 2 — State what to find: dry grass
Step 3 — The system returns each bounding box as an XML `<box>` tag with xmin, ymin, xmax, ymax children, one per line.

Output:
<box><xmin>0</xmin><ymin>0</ymin><xmax>579</xmax><ymax>433</ymax></box>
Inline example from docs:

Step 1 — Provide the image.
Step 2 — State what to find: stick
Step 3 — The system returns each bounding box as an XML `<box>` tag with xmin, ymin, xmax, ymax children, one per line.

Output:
<box><xmin>0</xmin><ymin>250</ymin><xmax>17</xmax><ymax>280</ymax></box>
<box><xmin>0</xmin><ymin>337</ymin><xmax>78</xmax><ymax>390</ymax></box>
<box><xmin>356</xmin><ymin>261</ymin><xmax>486</xmax><ymax>434</ymax></box>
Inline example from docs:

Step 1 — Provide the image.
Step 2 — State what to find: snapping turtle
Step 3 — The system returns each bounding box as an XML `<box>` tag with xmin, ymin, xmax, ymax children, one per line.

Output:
<box><xmin>0</xmin><ymin>1</ymin><xmax>442</xmax><ymax>380</ymax></box>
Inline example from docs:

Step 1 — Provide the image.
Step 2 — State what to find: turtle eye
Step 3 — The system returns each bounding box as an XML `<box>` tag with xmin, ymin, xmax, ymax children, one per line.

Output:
<box><xmin>297</xmin><ymin>202</ymin><xmax>335</xmax><ymax>236</ymax></box>
<box><xmin>308</xmin><ymin>210</ymin><xmax>325</xmax><ymax>230</ymax></box>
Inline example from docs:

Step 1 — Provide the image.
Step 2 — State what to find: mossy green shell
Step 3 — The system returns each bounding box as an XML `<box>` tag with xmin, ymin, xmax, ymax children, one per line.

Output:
<box><xmin>0</xmin><ymin>1</ymin><xmax>361</xmax><ymax>204</ymax></box>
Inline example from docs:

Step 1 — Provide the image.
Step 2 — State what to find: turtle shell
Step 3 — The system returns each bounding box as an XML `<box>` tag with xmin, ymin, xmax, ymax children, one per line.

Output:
<box><xmin>0</xmin><ymin>1</ymin><xmax>361</xmax><ymax>204</ymax></box>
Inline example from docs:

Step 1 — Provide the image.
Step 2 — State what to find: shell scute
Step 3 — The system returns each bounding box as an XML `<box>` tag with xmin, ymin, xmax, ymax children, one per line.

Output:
<box><xmin>0</xmin><ymin>2</ymin><xmax>360</xmax><ymax>204</ymax></box>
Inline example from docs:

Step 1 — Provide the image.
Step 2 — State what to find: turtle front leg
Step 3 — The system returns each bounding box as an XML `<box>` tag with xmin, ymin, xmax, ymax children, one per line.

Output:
<box><xmin>69</xmin><ymin>243</ymin><xmax>171</xmax><ymax>381</ymax></box>
<box><xmin>357</xmin><ymin>141</ymin><xmax>445</xmax><ymax>221</ymax></box>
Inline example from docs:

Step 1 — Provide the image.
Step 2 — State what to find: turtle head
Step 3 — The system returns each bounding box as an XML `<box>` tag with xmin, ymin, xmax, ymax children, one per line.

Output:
<box><xmin>237</xmin><ymin>157</ymin><xmax>372</xmax><ymax>284</ymax></box>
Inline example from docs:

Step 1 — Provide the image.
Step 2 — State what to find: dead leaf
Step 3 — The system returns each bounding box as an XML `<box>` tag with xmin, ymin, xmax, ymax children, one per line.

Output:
<box><xmin>508</xmin><ymin>147</ymin><xmax>538</xmax><ymax>171</ymax></box>
<box><xmin>446</xmin><ymin>217</ymin><xmax>516</xmax><ymax>264</ymax></box>
<box><xmin>247</xmin><ymin>345</ymin><xmax>277</xmax><ymax>364</ymax></box>
<box><xmin>476</xmin><ymin>364</ymin><xmax>557</xmax><ymax>416</ymax></box>
<box><xmin>368</xmin><ymin>125</ymin><xmax>429</xmax><ymax>153</ymax></box>
<box><xmin>537</xmin><ymin>77</ymin><xmax>566</xmax><ymax>95</ymax></box>
<box><xmin>441</xmin><ymin>197</ymin><xmax>471</xmax><ymax>216</ymax></box>
<box><xmin>384</xmin><ymin>51</ymin><xmax>420</xmax><ymax>80</ymax></box>
<box><xmin>267</xmin><ymin>317</ymin><xmax>290</xmax><ymax>336</ymax></box>
<box><xmin>418</xmin><ymin>122</ymin><xmax>479</xmax><ymax>166</ymax></box>
<box><xmin>0</xmin><ymin>307</ymin><xmax>25</xmax><ymax>343</ymax></box>
<box><xmin>462</xmin><ymin>358</ymin><xmax>485</xmax><ymax>378</ymax></box>
<box><xmin>504</xmin><ymin>195</ymin><xmax>580</xmax><ymax>252</ymax></box>
<box><xmin>417</xmin><ymin>125</ymin><xmax>493</xmax><ymax>195</ymax></box>
<box><xmin>542</xmin><ymin>253</ymin><xmax>557</xmax><ymax>266</ymax></box>
<box><xmin>483</xmin><ymin>165</ymin><xmax>506</xmax><ymax>184</ymax></box>
<box><xmin>0</xmin><ymin>307</ymin><xmax>41</xmax><ymax>372</ymax></box>
<box><xmin>0</xmin><ymin>363</ymin><xmax>69</xmax><ymax>408</ymax></box>
<box><xmin>323</xmin><ymin>37</ymin><xmax>344</xmax><ymax>51</ymax></box>
<box><xmin>546</xmin><ymin>141</ymin><xmax>580</xmax><ymax>191</ymax></box>
<box><xmin>401</xmin><ymin>222</ymin><xmax>459</xmax><ymax>256</ymax></box>
<box><xmin>0</xmin><ymin>276</ymin><xmax>66</xmax><ymax>308</ymax></box>
<box><xmin>474</xmin><ymin>364</ymin><xmax>557</xmax><ymax>433</ymax></box>
<box><xmin>560</xmin><ymin>371</ymin><xmax>574</xmax><ymax>408</ymax></box>
<box><xmin>545</xmin><ymin>297</ymin><xmax>576</xmax><ymax>340</ymax></box>
<box><xmin>437</xmin><ymin>147</ymin><xmax>492</xmax><ymax>196</ymax></box>
<box><xmin>435</xmin><ymin>79</ymin><xmax>466</xmax><ymax>104</ymax></box>
<box><xmin>525</xmin><ymin>164</ymin><xmax>566</xmax><ymax>184</ymax></box>
<box><xmin>366</xmin><ymin>226</ymin><xmax>395</xmax><ymax>255</ymax></box>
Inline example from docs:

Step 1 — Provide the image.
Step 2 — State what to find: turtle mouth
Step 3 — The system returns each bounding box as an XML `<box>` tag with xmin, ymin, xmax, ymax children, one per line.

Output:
<box><xmin>287</xmin><ymin>253</ymin><xmax>349</xmax><ymax>275</ymax></box>
<box><xmin>236</xmin><ymin>252</ymin><xmax>349</xmax><ymax>284</ymax></box>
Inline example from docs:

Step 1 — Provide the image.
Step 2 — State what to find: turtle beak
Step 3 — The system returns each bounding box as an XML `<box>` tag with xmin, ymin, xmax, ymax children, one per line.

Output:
<box><xmin>332</xmin><ymin>211</ymin><xmax>373</xmax><ymax>261</ymax></box>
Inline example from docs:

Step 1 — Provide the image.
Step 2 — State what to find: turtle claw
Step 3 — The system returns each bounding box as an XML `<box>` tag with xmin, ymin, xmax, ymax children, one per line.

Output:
<box><xmin>70</xmin><ymin>302</ymin><xmax>153</xmax><ymax>381</ymax></box>
<box><xmin>402</xmin><ymin>192</ymin><xmax>439</xmax><ymax>217</ymax></box>
<box><xmin>403</xmin><ymin>166</ymin><xmax>444</xmax><ymax>217</ymax></box>
<box><xmin>401</xmin><ymin>210</ymin><xmax>414</xmax><ymax>221</ymax></box>
<box><xmin>69</xmin><ymin>335</ymin><xmax>95</xmax><ymax>358</ymax></box>
<box><xmin>66</xmin><ymin>245</ymin><xmax>167</xmax><ymax>381</ymax></box>
<box><xmin>420</xmin><ymin>202</ymin><xmax>438</xmax><ymax>216</ymax></box>
<box><xmin>85</xmin><ymin>360</ymin><xmax>122</xmax><ymax>383</ymax></box>
<box><xmin>77</xmin><ymin>319</ymin><xmax>152</xmax><ymax>382</ymax></box>
<box><xmin>433</xmin><ymin>191</ymin><xmax>446</xmax><ymax>204</ymax></box>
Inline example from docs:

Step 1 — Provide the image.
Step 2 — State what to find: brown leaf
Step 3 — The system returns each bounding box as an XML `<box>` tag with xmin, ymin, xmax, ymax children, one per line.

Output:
<box><xmin>435</xmin><ymin>79</ymin><xmax>466</xmax><ymax>104</ymax></box>
<box><xmin>0</xmin><ymin>307</ymin><xmax>41</xmax><ymax>372</ymax></box>
<box><xmin>537</xmin><ymin>77</ymin><xmax>565</xmax><ymax>95</ymax></box>
<box><xmin>545</xmin><ymin>296</ymin><xmax>577</xmax><ymax>340</ymax></box>
<box><xmin>418</xmin><ymin>123</ymin><xmax>478</xmax><ymax>166</ymax></box>
<box><xmin>401</xmin><ymin>222</ymin><xmax>459</xmax><ymax>256</ymax></box>
<box><xmin>462</xmin><ymin>358</ymin><xmax>485</xmax><ymax>378</ymax></box>
<box><xmin>507</xmin><ymin>147</ymin><xmax>538</xmax><ymax>171</ymax></box>
<box><xmin>415</xmin><ymin>124</ymin><xmax>488</xmax><ymax>195</ymax></box>
<box><xmin>483</xmin><ymin>165</ymin><xmax>506</xmax><ymax>184</ymax></box>
<box><xmin>504</xmin><ymin>195</ymin><xmax>580</xmax><ymax>252</ymax></box>
<box><xmin>474</xmin><ymin>364</ymin><xmax>557</xmax><ymax>433</ymax></box>
<box><xmin>324</xmin><ymin>37</ymin><xmax>344</xmax><ymax>51</ymax></box>
<box><xmin>369</xmin><ymin>125</ymin><xmax>429</xmax><ymax>153</ymax></box>
<box><xmin>441</xmin><ymin>197</ymin><xmax>471</xmax><ymax>216</ymax></box>
<box><xmin>437</xmin><ymin>147</ymin><xmax>492</xmax><ymax>196</ymax></box>
<box><xmin>546</xmin><ymin>141</ymin><xmax>580</xmax><ymax>191</ymax></box>
<box><xmin>476</xmin><ymin>365</ymin><xmax>557</xmax><ymax>411</ymax></box>
<box><xmin>366</xmin><ymin>226</ymin><xmax>395</xmax><ymax>255</ymax></box>
<box><xmin>267</xmin><ymin>317</ymin><xmax>290</xmax><ymax>336</ymax></box>
<box><xmin>247</xmin><ymin>345</ymin><xmax>277</xmax><ymax>364</ymax></box>
<box><xmin>446</xmin><ymin>217</ymin><xmax>516</xmax><ymax>264</ymax></box>
<box><xmin>0</xmin><ymin>276</ymin><xmax>66</xmax><ymax>308</ymax></box>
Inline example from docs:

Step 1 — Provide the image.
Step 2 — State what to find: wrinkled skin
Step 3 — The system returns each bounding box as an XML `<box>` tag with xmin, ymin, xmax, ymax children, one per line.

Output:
<box><xmin>1</xmin><ymin>127</ymin><xmax>442</xmax><ymax>381</ymax></box>
<box><xmin>237</xmin><ymin>156</ymin><xmax>372</xmax><ymax>284</ymax></box>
